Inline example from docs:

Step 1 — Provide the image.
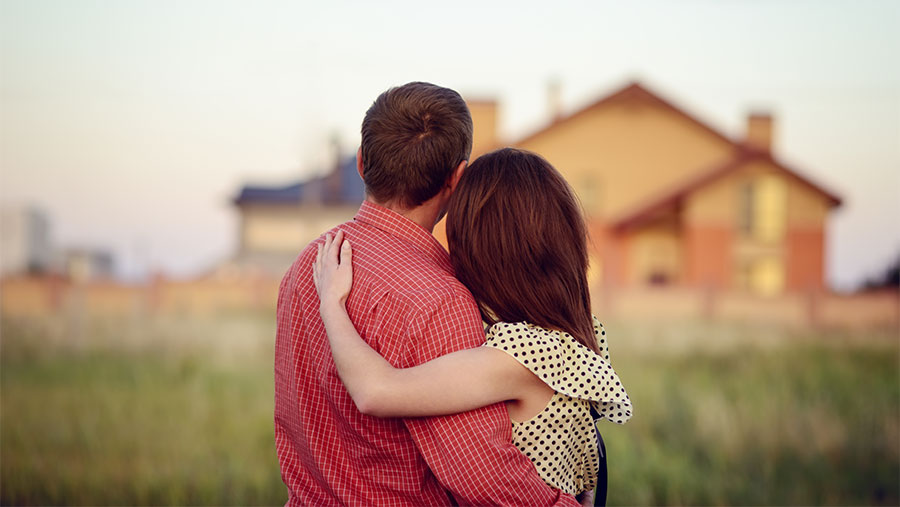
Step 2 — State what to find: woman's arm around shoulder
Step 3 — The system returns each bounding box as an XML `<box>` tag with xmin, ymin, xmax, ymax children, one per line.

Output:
<box><xmin>314</xmin><ymin>232</ymin><xmax>537</xmax><ymax>418</ymax></box>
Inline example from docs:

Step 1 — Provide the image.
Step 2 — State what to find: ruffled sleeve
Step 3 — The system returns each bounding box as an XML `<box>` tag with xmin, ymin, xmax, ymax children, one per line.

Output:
<box><xmin>592</xmin><ymin>315</ymin><xmax>610</xmax><ymax>362</ymax></box>
<box><xmin>485</xmin><ymin>319</ymin><xmax>632</xmax><ymax>425</ymax></box>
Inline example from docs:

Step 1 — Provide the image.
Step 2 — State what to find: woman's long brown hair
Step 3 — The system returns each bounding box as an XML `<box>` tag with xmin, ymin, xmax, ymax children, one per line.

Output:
<box><xmin>446</xmin><ymin>148</ymin><xmax>598</xmax><ymax>353</ymax></box>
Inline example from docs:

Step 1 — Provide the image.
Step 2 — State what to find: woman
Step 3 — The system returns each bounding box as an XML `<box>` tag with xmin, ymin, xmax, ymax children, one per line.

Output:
<box><xmin>313</xmin><ymin>148</ymin><xmax>632</xmax><ymax>504</ymax></box>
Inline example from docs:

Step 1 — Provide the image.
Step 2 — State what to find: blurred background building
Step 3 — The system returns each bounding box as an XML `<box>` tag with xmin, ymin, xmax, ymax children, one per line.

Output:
<box><xmin>231</xmin><ymin>81</ymin><xmax>843</xmax><ymax>298</ymax></box>
<box><xmin>453</xmin><ymin>82</ymin><xmax>841</xmax><ymax>297</ymax></box>
<box><xmin>58</xmin><ymin>248</ymin><xmax>115</xmax><ymax>282</ymax></box>
<box><xmin>0</xmin><ymin>205</ymin><xmax>52</xmax><ymax>276</ymax></box>
<box><xmin>225</xmin><ymin>153</ymin><xmax>364</xmax><ymax>279</ymax></box>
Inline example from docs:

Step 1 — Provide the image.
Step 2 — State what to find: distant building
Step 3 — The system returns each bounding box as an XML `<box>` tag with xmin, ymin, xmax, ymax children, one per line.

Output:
<box><xmin>458</xmin><ymin>81</ymin><xmax>842</xmax><ymax>295</ymax></box>
<box><xmin>228</xmin><ymin>154</ymin><xmax>365</xmax><ymax>278</ymax></box>
<box><xmin>59</xmin><ymin>248</ymin><xmax>115</xmax><ymax>282</ymax></box>
<box><xmin>0</xmin><ymin>206</ymin><xmax>52</xmax><ymax>277</ymax></box>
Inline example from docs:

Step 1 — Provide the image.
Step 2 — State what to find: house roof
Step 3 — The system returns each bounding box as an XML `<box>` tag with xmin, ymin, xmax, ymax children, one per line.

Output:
<box><xmin>510</xmin><ymin>81</ymin><xmax>842</xmax><ymax>228</ymax></box>
<box><xmin>514</xmin><ymin>81</ymin><xmax>736</xmax><ymax>148</ymax></box>
<box><xmin>234</xmin><ymin>154</ymin><xmax>365</xmax><ymax>206</ymax></box>
<box><xmin>611</xmin><ymin>148</ymin><xmax>843</xmax><ymax>232</ymax></box>
<box><xmin>234</xmin><ymin>182</ymin><xmax>303</xmax><ymax>204</ymax></box>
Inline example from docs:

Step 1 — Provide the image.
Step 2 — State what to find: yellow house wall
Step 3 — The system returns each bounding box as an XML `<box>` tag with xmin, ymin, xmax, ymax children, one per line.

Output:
<box><xmin>786</xmin><ymin>177</ymin><xmax>830</xmax><ymax>227</ymax></box>
<box><xmin>684</xmin><ymin>160</ymin><xmax>830</xmax><ymax>229</ymax></box>
<box><xmin>683</xmin><ymin>162</ymin><xmax>763</xmax><ymax>226</ymax></box>
<box><xmin>515</xmin><ymin>99</ymin><xmax>735</xmax><ymax>219</ymax></box>
<box><xmin>240</xmin><ymin>204</ymin><xmax>358</xmax><ymax>254</ymax></box>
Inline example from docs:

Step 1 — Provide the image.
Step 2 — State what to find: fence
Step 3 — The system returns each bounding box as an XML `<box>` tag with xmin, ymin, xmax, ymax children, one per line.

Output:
<box><xmin>2</xmin><ymin>275</ymin><xmax>897</xmax><ymax>330</ymax></box>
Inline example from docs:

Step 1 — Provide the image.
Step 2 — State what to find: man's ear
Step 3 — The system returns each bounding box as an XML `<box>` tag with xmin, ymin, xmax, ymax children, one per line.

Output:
<box><xmin>448</xmin><ymin>160</ymin><xmax>467</xmax><ymax>193</ymax></box>
<box><xmin>356</xmin><ymin>147</ymin><xmax>364</xmax><ymax>180</ymax></box>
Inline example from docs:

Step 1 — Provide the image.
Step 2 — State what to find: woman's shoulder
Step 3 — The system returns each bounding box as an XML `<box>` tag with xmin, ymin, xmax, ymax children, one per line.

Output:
<box><xmin>590</xmin><ymin>315</ymin><xmax>610</xmax><ymax>362</ymax></box>
<box><xmin>485</xmin><ymin>317</ymin><xmax>629</xmax><ymax>408</ymax></box>
<box><xmin>484</xmin><ymin>320</ymin><xmax>562</xmax><ymax>350</ymax></box>
<box><xmin>485</xmin><ymin>317</ymin><xmax>604</xmax><ymax>343</ymax></box>
<box><xmin>486</xmin><ymin>316</ymin><xmax>607</xmax><ymax>349</ymax></box>
<box><xmin>486</xmin><ymin>320</ymin><xmax>543</xmax><ymax>337</ymax></box>
<box><xmin>484</xmin><ymin>321</ymin><xmax>565</xmax><ymax>383</ymax></box>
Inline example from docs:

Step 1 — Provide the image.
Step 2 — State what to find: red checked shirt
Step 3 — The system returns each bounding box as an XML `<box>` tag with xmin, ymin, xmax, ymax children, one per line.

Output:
<box><xmin>274</xmin><ymin>201</ymin><xmax>577</xmax><ymax>506</ymax></box>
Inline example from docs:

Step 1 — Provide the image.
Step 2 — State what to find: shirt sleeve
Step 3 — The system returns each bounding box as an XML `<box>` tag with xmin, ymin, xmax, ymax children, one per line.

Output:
<box><xmin>399</xmin><ymin>290</ymin><xmax>578</xmax><ymax>506</ymax></box>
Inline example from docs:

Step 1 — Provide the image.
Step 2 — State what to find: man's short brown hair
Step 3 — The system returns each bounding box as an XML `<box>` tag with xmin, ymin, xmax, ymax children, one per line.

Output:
<box><xmin>360</xmin><ymin>82</ymin><xmax>473</xmax><ymax>208</ymax></box>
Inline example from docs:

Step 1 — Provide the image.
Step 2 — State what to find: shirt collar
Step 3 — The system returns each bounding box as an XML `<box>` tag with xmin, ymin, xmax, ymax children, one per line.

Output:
<box><xmin>353</xmin><ymin>200</ymin><xmax>453</xmax><ymax>273</ymax></box>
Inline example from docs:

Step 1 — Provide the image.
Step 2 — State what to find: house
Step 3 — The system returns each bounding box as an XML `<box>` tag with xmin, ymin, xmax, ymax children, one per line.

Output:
<box><xmin>228</xmin><ymin>154</ymin><xmax>364</xmax><ymax>278</ymax></box>
<box><xmin>232</xmin><ymin>81</ymin><xmax>840</xmax><ymax>296</ymax></box>
<box><xmin>452</xmin><ymin>81</ymin><xmax>841</xmax><ymax>296</ymax></box>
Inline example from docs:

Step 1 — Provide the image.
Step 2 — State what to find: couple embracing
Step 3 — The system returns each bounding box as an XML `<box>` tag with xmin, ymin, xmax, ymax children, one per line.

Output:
<box><xmin>274</xmin><ymin>82</ymin><xmax>632</xmax><ymax>506</ymax></box>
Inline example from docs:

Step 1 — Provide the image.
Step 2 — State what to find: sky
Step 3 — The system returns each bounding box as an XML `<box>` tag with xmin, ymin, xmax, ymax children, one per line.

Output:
<box><xmin>1</xmin><ymin>0</ymin><xmax>898</xmax><ymax>290</ymax></box>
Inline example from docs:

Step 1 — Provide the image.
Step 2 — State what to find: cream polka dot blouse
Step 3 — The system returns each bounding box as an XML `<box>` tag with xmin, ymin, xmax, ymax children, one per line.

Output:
<box><xmin>484</xmin><ymin>316</ymin><xmax>632</xmax><ymax>495</ymax></box>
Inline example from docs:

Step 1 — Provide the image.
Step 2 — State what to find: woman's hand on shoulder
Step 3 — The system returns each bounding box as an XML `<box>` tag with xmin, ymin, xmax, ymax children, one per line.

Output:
<box><xmin>313</xmin><ymin>230</ymin><xmax>353</xmax><ymax>308</ymax></box>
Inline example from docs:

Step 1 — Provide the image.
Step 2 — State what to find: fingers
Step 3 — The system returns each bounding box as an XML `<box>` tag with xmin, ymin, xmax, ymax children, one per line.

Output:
<box><xmin>314</xmin><ymin>231</ymin><xmax>350</xmax><ymax>271</ymax></box>
<box><xmin>321</xmin><ymin>231</ymin><xmax>350</xmax><ymax>267</ymax></box>
<box><xmin>315</xmin><ymin>241</ymin><xmax>323</xmax><ymax>274</ymax></box>
<box><xmin>320</xmin><ymin>235</ymin><xmax>332</xmax><ymax>268</ymax></box>
<box><xmin>323</xmin><ymin>233</ymin><xmax>333</xmax><ymax>262</ymax></box>
<box><xmin>312</xmin><ymin>231</ymin><xmax>352</xmax><ymax>303</ymax></box>
<box><xmin>340</xmin><ymin>239</ymin><xmax>352</xmax><ymax>268</ymax></box>
<box><xmin>329</xmin><ymin>230</ymin><xmax>343</xmax><ymax>265</ymax></box>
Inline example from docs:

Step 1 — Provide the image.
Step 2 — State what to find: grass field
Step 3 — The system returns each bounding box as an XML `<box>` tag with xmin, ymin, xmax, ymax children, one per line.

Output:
<box><xmin>1</xmin><ymin>314</ymin><xmax>898</xmax><ymax>505</ymax></box>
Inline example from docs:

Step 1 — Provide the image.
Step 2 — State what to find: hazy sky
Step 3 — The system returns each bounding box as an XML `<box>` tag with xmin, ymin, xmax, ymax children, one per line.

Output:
<box><xmin>1</xmin><ymin>0</ymin><xmax>898</xmax><ymax>289</ymax></box>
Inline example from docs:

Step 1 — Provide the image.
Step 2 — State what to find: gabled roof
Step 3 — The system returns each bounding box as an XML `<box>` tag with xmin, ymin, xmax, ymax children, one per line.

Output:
<box><xmin>611</xmin><ymin>147</ymin><xmax>843</xmax><ymax>232</ymax></box>
<box><xmin>234</xmin><ymin>154</ymin><xmax>364</xmax><ymax>206</ymax></box>
<box><xmin>514</xmin><ymin>81</ymin><xmax>735</xmax><ymax>148</ymax></box>
<box><xmin>509</xmin><ymin>80</ymin><xmax>842</xmax><ymax>228</ymax></box>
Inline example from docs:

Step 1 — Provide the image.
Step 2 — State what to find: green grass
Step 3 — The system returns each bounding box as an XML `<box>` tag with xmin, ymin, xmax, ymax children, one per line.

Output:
<box><xmin>601</xmin><ymin>322</ymin><xmax>900</xmax><ymax>506</ymax></box>
<box><xmin>1</xmin><ymin>315</ymin><xmax>285</xmax><ymax>506</ymax></box>
<box><xmin>1</xmin><ymin>315</ymin><xmax>898</xmax><ymax>505</ymax></box>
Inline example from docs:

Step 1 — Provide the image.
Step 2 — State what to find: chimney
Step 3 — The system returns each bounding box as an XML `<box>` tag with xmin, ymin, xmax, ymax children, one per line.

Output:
<box><xmin>547</xmin><ymin>78</ymin><xmax>563</xmax><ymax>121</ymax></box>
<box><xmin>745</xmin><ymin>112</ymin><xmax>773</xmax><ymax>152</ymax></box>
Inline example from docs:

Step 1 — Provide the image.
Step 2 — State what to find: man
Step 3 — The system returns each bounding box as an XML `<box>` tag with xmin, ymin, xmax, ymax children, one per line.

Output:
<box><xmin>274</xmin><ymin>82</ymin><xmax>577</xmax><ymax>506</ymax></box>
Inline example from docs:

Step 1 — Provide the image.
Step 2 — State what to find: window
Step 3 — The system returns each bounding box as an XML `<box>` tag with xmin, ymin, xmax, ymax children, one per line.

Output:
<box><xmin>738</xmin><ymin>175</ymin><xmax>786</xmax><ymax>242</ymax></box>
<box><xmin>751</xmin><ymin>256</ymin><xmax>785</xmax><ymax>295</ymax></box>
<box><xmin>736</xmin><ymin>256</ymin><xmax>785</xmax><ymax>296</ymax></box>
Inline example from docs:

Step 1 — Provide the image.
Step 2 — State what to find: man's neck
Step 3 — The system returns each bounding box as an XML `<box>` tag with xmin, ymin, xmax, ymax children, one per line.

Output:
<box><xmin>367</xmin><ymin>196</ymin><xmax>441</xmax><ymax>233</ymax></box>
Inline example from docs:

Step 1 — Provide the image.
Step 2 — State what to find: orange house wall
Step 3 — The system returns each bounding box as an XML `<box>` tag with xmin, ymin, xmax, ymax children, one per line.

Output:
<box><xmin>684</xmin><ymin>225</ymin><xmax>733</xmax><ymax>289</ymax></box>
<box><xmin>786</xmin><ymin>227</ymin><xmax>825</xmax><ymax>291</ymax></box>
<box><xmin>591</xmin><ymin>223</ymin><xmax>628</xmax><ymax>288</ymax></box>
